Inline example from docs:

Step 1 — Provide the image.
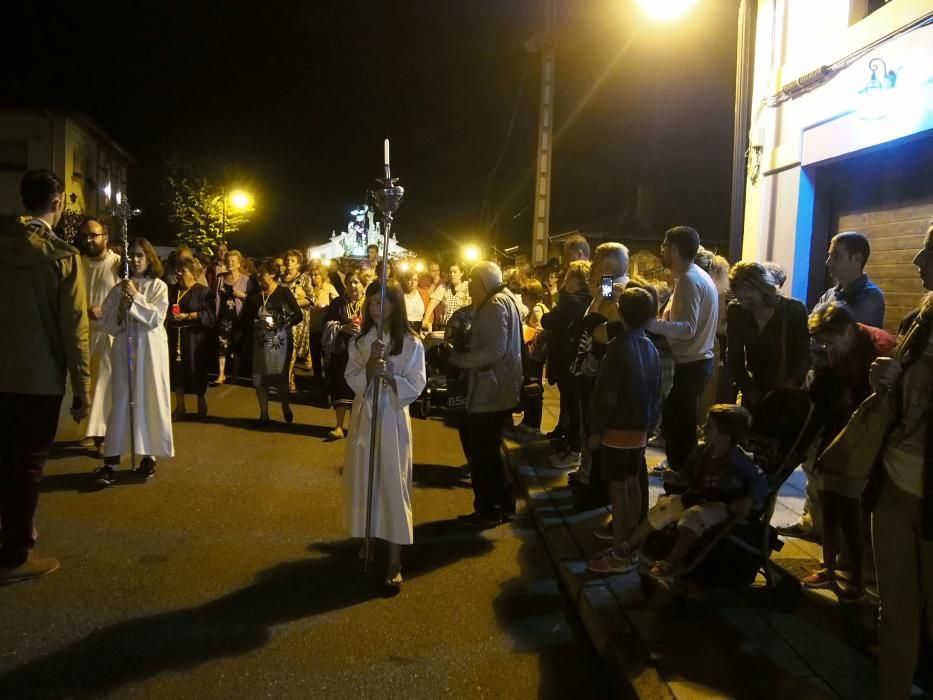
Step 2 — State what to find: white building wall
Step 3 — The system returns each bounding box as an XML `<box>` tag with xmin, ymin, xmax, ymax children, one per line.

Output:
<box><xmin>0</xmin><ymin>111</ymin><xmax>129</xmax><ymax>218</ymax></box>
<box><xmin>742</xmin><ymin>0</ymin><xmax>933</xmax><ymax>299</ymax></box>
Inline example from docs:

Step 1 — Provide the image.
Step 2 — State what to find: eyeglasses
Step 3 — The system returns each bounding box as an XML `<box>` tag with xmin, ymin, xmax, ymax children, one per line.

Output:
<box><xmin>83</xmin><ymin>233</ymin><xmax>104</xmax><ymax>239</ymax></box>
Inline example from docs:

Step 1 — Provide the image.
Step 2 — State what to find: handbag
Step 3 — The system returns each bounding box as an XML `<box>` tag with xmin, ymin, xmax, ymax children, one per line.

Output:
<box><xmin>816</xmin><ymin>318</ymin><xmax>923</xmax><ymax>484</ymax></box>
<box><xmin>252</xmin><ymin>312</ymin><xmax>289</xmax><ymax>377</ymax></box>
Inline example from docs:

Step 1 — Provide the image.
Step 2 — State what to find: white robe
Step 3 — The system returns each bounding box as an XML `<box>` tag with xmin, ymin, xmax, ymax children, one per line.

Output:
<box><xmin>343</xmin><ymin>331</ymin><xmax>426</xmax><ymax>545</ymax></box>
<box><xmin>82</xmin><ymin>250</ymin><xmax>122</xmax><ymax>437</ymax></box>
<box><xmin>101</xmin><ymin>276</ymin><xmax>174</xmax><ymax>459</ymax></box>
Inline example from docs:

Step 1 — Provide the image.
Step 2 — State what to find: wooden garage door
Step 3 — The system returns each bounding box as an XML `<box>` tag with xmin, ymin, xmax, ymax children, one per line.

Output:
<box><xmin>832</xmin><ymin>135</ymin><xmax>933</xmax><ymax>334</ymax></box>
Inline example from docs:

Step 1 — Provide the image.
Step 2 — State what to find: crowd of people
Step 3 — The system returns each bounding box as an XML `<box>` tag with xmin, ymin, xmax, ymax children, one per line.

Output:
<box><xmin>1</xmin><ymin>169</ymin><xmax>931</xmax><ymax>695</ymax></box>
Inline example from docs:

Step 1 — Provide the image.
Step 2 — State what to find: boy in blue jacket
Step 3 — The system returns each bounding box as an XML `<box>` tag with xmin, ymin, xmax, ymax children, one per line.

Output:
<box><xmin>587</xmin><ymin>287</ymin><xmax>662</xmax><ymax>573</ymax></box>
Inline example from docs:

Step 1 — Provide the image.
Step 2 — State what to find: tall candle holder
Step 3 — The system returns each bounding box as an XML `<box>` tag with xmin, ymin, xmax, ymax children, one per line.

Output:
<box><xmin>362</xmin><ymin>146</ymin><xmax>405</xmax><ymax>573</ymax></box>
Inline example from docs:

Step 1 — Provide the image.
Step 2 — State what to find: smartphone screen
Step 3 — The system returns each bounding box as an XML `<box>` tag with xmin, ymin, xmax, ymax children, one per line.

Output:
<box><xmin>600</xmin><ymin>275</ymin><xmax>613</xmax><ymax>299</ymax></box>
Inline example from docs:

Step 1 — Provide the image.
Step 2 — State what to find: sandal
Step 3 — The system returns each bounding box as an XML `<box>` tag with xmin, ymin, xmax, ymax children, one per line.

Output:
<box><xmin>384</xmin><ymin>567</ymin><xmax>403</xmax><ymax>591</ymax></box>
<box><xmin>648</xmin><ymin>560</ymin><xmax>678</xmax><ymax>581</ymax></box>
<box><xmin>587</xmin><ymin>549</ymin><xmax>637</xmax><ymax>574</ymax></box>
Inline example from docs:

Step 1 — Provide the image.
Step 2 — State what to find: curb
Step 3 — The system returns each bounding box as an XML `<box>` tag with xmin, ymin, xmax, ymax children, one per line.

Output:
<box><xmin>504</xmin><ymin>437</ymin><xmax>675</xmax><ymax>700</ymax></box>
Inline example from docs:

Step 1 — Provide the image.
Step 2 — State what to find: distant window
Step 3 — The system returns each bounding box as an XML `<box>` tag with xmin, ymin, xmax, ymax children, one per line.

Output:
<box><xmin>0</xmin><ymin>141</ymin><xmax>27</xmax><ymax>172</ymax></box>
<box><xmin>850</xmin><ymin>0</ymin><xmax>893</xmax><ymax>25</ymax></box>
<box><xmin>72</xmin><ymin>147</ymin><xmax>85</xmax><ymax>180</ymax></box>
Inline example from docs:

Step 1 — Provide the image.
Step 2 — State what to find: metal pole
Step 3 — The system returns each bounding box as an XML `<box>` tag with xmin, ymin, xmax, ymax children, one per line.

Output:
<box><xmin>531</xmin><ymin>0</ymin><xmax>556</xmax><ymax>266</ymax></box>
<box><xmin>221</xmin><ymin>187</ymin><xmax>226</xmax><ymax>244</ymax></box>
<box><xmin>116</xmin><ymin>197</ymin><xmax>139</xmax><ymax>470</ymax></box>
<box><xmin>729</xmin><ymin>0</ymin><xmax>756</xmax><ymax>260</ymax></box>
<box><xmin>364</xmin><ymin>152</ymin><xmax>405</xmax><ymax>572</ymax></box>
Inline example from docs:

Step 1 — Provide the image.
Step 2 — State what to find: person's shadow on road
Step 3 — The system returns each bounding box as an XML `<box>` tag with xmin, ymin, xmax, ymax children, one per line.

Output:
<box><xmin>0</xmin><ymin>518</ymin><xmax>491</xmax><ymax>698</ymax></box>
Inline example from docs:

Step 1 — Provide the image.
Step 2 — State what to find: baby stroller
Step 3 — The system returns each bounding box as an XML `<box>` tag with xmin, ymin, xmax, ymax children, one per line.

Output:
<box><xmin>641</xmin><ymin>388</ymin><xmax>816</xmax><ymax>610</ymax></box>
<box><xmin>410</xmin><ymin>307</ymin><xmax>472</xmax><ymax>420</ymax></box>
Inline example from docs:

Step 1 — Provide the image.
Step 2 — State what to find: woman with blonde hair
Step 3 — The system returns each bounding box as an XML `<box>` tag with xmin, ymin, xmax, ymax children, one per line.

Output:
<box><xmin>726</xmin><ymin>261</ymin><xmax>810</xmax><ymax>409</ymax></box>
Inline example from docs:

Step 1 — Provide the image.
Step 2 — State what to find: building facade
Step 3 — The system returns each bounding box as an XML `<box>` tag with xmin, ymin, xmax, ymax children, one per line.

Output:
<box><xmin>0</xmin><ymin>109</ymin><xmax>131</xmax><ymax>220</ymax></box>
<box><xmin>741</xmin><ymin>0</ymin><xmax>933</xmax><ymax>331</ymax></box>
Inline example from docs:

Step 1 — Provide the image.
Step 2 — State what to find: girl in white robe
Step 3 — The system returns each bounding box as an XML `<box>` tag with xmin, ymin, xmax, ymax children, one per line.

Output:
<box><xmin>95</xmin><ymin>238</ymin><xmax>174</xmax><ymax>485</ymax></box>
<box><xmin>343</xmin><ymin>282</ymin><xmax>426</xmax><ymax>588</ymax></box>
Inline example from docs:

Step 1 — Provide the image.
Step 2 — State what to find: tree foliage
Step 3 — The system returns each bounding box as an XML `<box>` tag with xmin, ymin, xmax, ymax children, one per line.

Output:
<box><xmin>162</xmin><ymin>160</ymin><xmax>250</xmax><ymax>250</ymax></box>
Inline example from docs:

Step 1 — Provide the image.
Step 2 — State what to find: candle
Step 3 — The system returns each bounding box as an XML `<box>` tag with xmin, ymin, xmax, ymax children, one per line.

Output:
<box><xmin>384</xmin><ymin>139</ymin><xmax>390</xmax><ymax>166</ymax></box>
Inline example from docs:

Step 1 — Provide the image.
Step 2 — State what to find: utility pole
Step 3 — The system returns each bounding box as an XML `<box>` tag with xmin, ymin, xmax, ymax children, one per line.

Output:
<box><xmin>729</xmin><ymin>0</ymin><xmax>756</xmax><ymax>260</ymax></box>
<box><xmin>531</xmin><ymin>0</ymin><xmax>557</xmax><ymax>266</ymax></box>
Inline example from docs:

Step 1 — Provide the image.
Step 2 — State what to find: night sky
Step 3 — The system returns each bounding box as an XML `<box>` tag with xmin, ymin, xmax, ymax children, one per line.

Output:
<box><xmin>2</xmin><ymin>1</ymin><xmax>738</xmax><ymax>257</ymax></box>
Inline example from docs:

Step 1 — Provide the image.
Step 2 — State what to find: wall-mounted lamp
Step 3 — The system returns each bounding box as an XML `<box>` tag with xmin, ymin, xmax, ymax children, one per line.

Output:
<box><xmin>858</xmin><ymin>57</ymin><xmax>898</xmax><ymax>120</ymax></box>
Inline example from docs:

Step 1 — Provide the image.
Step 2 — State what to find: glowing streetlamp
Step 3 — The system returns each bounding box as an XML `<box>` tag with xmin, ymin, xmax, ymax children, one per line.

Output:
<box><xmin>414</xmin><ymin>261</ymin><xmax>425</xmax><ymax>274</ymax></box>
<box><xmin>229</xmin><ymin>190</ymin><xmax>252</xmax><ymax>210</ymax></box>
<box><xmin>634</xmin><ymin>0</ymin><xmax>700</xmax><ymax>21</ymax></box>
<box><xmin>463</xmin><ymin>244</ymin><xmax>481</xmax><ymax>263</ymax></box>
<box><xmin>219</xmin><ymin>187</ymin><xmax>253</xmax><ymax>243</ymax></box>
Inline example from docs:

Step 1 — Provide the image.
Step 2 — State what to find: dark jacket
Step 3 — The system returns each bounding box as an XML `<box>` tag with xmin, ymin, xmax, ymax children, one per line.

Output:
<box><xmin>673</xmin><ymin>443</ymin><xmax>770</xmax><ymax>511</ymax></box>
<box><xmin>727</xmin><ymin>296</ymin><xmax>811</xmax><ymax>402</ymax></box>
<box><xmin>0</xmin><ymin>218</ymin><xmax>90</xmax><ymax>396</ymax></box>
<box><xmin>864</xmin><ymin>306</ymin><xmax>933</xmax><ymax>539</ymax></box>
<box><xmin>540</xmin><ymin>290</ymin><xmax>591</xmax><ymax>379</ymax></box>
<box><xmin>588</xmin><ymin>328</ymin><xmax>661</xmax><ymax>437</ymax></box>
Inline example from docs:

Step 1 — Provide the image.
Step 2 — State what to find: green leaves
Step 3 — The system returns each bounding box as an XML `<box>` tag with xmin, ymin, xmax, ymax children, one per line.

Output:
<box><xmin>161</xmin><ymin>160</ymin><xmax>250</xmax><ymax>249</ymax></box>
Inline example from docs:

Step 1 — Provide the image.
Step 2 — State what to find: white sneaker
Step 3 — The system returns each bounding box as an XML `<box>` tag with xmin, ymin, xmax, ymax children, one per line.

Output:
<box><xmin>550</xmin><ymin>451</ymin><xmax>582</xmax><ymax>469</ymax></box>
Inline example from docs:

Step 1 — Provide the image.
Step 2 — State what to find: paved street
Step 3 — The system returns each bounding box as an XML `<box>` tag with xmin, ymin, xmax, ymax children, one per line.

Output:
<box><xmin>0</xmin><ymin>381</ymin><xmax>609</xmax><ymax>699</ymax></box>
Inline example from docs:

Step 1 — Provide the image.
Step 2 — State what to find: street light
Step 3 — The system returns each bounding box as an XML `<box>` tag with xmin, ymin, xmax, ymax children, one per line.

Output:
<box><xmin>463</xmin><ymin>244</ymin><xmax>481</xmax><ymax>263</ymax></box>
<box><xmin>633</xmin><ymin>0</ymin><xmax>700</xmax><ymax>21</ymax></box>
<box><xmin>229</xmin><ymin>190</ymin><xmax>252</xmax><ymax>210</ymax></box>
<box><xmin>220</xmin><ymin>187</ymin><xmax>253</xmax><ymax>243</ymax></box>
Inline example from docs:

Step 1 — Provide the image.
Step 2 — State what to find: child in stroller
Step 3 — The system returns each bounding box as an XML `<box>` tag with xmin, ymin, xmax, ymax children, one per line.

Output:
<box><xmin>608</xmin><ymin>404</ymin><xmax>769</xmax><ymax>580</ymax></box>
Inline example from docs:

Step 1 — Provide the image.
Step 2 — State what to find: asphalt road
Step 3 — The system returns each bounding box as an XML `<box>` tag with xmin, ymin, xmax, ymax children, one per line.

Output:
<box><xmin>0</xmin><ymin>380</ymin><xmax>609</xmax><ymax>699</ymax></box>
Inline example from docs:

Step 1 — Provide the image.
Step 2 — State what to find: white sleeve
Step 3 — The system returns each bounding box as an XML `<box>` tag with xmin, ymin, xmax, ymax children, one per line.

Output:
<box><xmin>345</xmin><ymin>336</ymin><xmax>369</xmax><ymax>397</ymax></box>
<box><xmin>430</xmin><ymin>284</ymin><xmax>446</xmax><ymax>303</ymax></box>
<box><xmin>392</xmin><ymin>338</ymin><xmax>427</xmax><ymax>407</ymax></box>
<box><xmin>127</xmin><ymin>279</ymin><xmax>169</xmax><ymax>330</ymax></box>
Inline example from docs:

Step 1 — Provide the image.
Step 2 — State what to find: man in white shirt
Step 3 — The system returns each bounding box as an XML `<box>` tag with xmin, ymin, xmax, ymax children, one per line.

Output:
<box><xmin>79</xmin><ymin>218</ymin><xmax>122</xmax><ymax>457</ymax></box>
<box><xmin>646</xmin><ymin>226</ymin><xmax>718</xmax><ymax>471</ymax></box>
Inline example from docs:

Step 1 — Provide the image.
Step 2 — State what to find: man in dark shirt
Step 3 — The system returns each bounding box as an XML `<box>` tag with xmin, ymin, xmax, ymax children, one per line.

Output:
<box><xmin>817</xmin><ymin>231</ymin><xmax>885</xmax><ymax>328</ymax></box>
<box><xmin>780</xmin><ymin>231</ymin><xmax>886</xmax><ymax>541</ymax></box>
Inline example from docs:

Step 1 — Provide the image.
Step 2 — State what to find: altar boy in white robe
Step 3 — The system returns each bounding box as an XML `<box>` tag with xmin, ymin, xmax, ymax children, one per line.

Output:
<box><xmin>344</xmin><ymin>281</ymin><xmax>426</xmax><ymax>589</ymax></box>
<box><xmin>94</xmin><ymin>238</ymin><xmax>174</xmax><ymax>486</ymax></box>
<box><xmin>79</xmin><ymin>218</ymin><xmax>121</xmax><ymax>458</ymax></box>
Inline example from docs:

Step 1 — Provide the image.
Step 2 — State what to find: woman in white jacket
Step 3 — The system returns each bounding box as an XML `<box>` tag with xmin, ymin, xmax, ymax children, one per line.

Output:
<box><xmin>94</xmin><ymin>238</ymin><xmax>173</xmax><ymax>486</ymax></box>
<box><xmin>343</xmin><ymin>281</ymin><xmax>426</xmax><ymax>589</ymax></box>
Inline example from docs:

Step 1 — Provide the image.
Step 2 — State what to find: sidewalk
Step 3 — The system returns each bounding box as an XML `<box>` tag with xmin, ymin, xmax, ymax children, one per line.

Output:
<box><xmin>504</xmin><ymin>387</ymin><xmax>884</xmax><ymax>699</ymax></box>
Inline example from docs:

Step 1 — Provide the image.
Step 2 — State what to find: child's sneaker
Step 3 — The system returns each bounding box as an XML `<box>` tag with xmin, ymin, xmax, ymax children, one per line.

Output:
<box><xmin>802</xmin><ymin>567</ymin><xmax>835</xmax><ymax>589</ymax></box>
<box><xmin>587</xmin><ymin>550</ymin><xmax>637</xmax><ymax>574</ymax></box>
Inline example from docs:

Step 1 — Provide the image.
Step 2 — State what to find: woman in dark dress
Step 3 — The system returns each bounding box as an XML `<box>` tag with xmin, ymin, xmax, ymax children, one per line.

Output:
<box><xmin>241</xmin><ymin>261</ymin><xmax>303</xmax><ymax>425</ymax></box>
<box><xmin>322</xmin><ymin>269</ymin><xmax>365</xmax><ymax>439</ymax></box>
<box><xmin>727</xmin><ymin>261</ymin><xmax>811</xmax><ymax>409</ymax></box>
<box><xmin>214</xmin><ymin>249</ymin><xmax>254</xmax><ymax>384</ymax></box>
<box><xmin>168</xmin><ymin>258</ymin><xmax>216</xmax><ymax>419</ymax></box>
